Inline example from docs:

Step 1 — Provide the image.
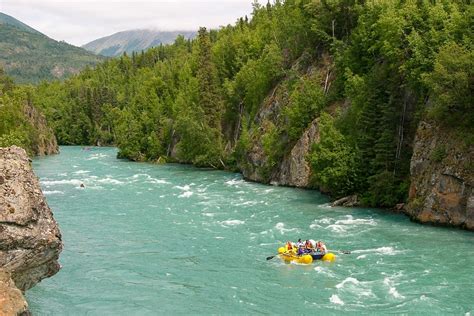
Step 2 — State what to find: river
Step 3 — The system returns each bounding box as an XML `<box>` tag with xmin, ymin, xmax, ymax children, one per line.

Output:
<box><xmin>27</xmin><ymin>146</ymin><xmax>474</xmax><ymax>314</ymax></box>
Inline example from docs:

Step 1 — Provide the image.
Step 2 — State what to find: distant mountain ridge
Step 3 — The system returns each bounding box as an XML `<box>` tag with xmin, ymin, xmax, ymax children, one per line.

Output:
<box><xmin>82</xmin><ymin>29</ymin><xmax>196</xmax><ymax>57</ymax></box>
<box><xmin>0</xmin><ymin>12</ymin><xmax>41</xmax><ymax>35</ymax></box>
<box><xmin>0</xmin><ymin>12</ymin><xmax>103</xmax><ymax>83</ymax></box>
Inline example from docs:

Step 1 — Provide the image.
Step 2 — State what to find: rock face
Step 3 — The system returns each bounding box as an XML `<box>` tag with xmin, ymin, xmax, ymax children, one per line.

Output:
<box><xmin>405</xmin><ymin>121</ymin><xmax>474</xmax><ymax>230</ymax></box>
<box><xmin>23</xmin><ymin>103</ymin><xmax>59</xmax><ymax>156</ymax></box>
<box><xmin>0</xmin><ymin>271</ymin><xmax>29</xmax><ymax>316</ymax></box>
<box><xmin>271</xmin><ymin>118</ymin><xmax>319</xmax><ymax>187</ymax></box>
<box><xmin>0</xmin><ymin>146</ymin><xmax>63</xmax><ymax>313</ymax></box>
<box><xmin>241</xmin><ymin>56</ymin><xmax>330</xmax><ymax>188</ymax></box>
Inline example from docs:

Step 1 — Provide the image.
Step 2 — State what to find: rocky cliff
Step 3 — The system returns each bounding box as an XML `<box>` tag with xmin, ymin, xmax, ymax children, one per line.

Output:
<box><xmin>406</xmin><ymin>121</ymin><xmax>473</xmax><ymax>230</ymax></box>
<box><xmin>272</xmin><ymin>118</ymin><xmax>320</xmax><ymax>187</ymax></box>
<box><xmin>240</xmin><ymin>56</ymin><xmax>331</xmax><ymax>188</ymax></box>
<box><xmin>0</xmin><ymin>146</ymin><xmax>63</xmax><ymax>314</ymax></box>
<box><xmin>23</xmin><ymin>103</ymin><xmax>59</xmax><ymax>156</ymax></box>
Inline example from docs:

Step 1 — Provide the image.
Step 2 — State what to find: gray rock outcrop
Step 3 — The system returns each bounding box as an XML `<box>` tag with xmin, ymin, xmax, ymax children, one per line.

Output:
<box><xmin>405</xmin><ymin>121</ymin><xmax>473</xmax><ymax>230</ymax></box>
<box><xmin>0</xmin><ymin>146</ymin><xmax>63</xmax><ymax>314</ymax></box>
<box><xmin>271</xmin><ymin>118</ymin><xmax>320</xmax><ymax>187</ymax></box>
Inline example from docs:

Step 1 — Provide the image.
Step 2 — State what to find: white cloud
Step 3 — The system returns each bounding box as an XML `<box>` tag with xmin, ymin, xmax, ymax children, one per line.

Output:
<box><xmin>1</xmin><ymin>0</ymin><xmax>262</xmax><ymax>46</ymax></box>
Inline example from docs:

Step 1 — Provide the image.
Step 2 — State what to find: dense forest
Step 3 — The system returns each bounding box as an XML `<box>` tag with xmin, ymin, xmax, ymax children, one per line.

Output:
<box><xmin>0</xmin><ymin>68</ymin><xmax>57</xmax><ymax>155</ymax></box>
<box><xmin>4</xmin><ymin>0</ymin><xmax>473</xmax><ymax>207</ymax></box>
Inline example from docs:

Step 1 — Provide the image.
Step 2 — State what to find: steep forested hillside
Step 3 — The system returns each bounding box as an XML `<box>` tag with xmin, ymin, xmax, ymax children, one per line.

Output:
<box><xmin>32</xmin><ymin>0</ymin><xmax>473</xmax><ymax>207</ymax></box>
<box><xmin>82</xmin><ymin>29</ymin><xmax>196</xmax><ymax>57</ymax></box>
<box><xmin>0</xmin><ymin>68</ymin><xmax>58</xmax><ymax>155</ymax></box>
<box><xmin>0</xmin><ymin>13</ymin><xmax>104</xmax><ymax>83</ymax></box>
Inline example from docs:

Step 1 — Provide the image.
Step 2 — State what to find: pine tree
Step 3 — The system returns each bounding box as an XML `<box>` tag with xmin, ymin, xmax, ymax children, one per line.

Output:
<box><xmin>196</xmin><ymin>27</ymin><xmax>222</xmax><ymax>129</ymax></box>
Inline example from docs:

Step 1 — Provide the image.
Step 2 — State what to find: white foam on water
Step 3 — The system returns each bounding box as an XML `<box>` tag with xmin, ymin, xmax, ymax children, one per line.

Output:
<box><xmin>309</xmin><ymin>223</ymin><xmax>322</xmax><ymax>229</ymax></box>
<box><xmin>87</xmin><ymin>186</ymin><xmax>104</xmax><ymax>190</ymax></box>
<box><xmin>313</xmin><ymin>266</ymin><xmax>335</xmax><ymax>278</ymax></box>
<box><xmin>148</xmin><ymin>178</ymin><xmax>169</xmax><ymax>184</ymax></box>
<box><xmin>356</xmin><ymin>255</ymin><xmax>367</xmax><ymax>260</ymax></box>
<box><xmin>86</xmin><ymin>153</ymin><xmax>108</xmax><ymax>160</ymax></box>
<box><xmin>225</xmin><ymin>178</ymin><xmax>245</xmax><ymax>186</ymax></box>
<box><xmin>42</xmin><ymin>179</ymin><xmax>83</xmax><ymax>186</ymax></box>
<box><xmin>131</xmin><ymin>174</ymin><xmax>169</xmax><ymax>184</ymax></box>
<box><xmin>178</xmin><ymin>191</ymin><xmax>193</xmax><ymax>198</ymax></box>
<box><xmin>352</xmin><ymin>247</ymin><xmax>402</xmax><ymax>256</ymax></box>
<box><xmin>96</xmin><ymin>178</ymin><xmax>124</xmax><ymax>185</ymax></box>
<box><xmin>314</xmin><ymin>218</ymin><xmax>332</xmax><ymax>225</ymax></box>
<box><xmin>274</xmin><ymin>222</ymin><xmax>299</xmax><ymax>234</ymax></box>
<box><xmin>73</xmin><ymin>170</ymin><xmax>90</xmax><ymax>174</ymax></box>
<box><xmin>220</xmin><ymin>219</ymin><xmax>245</xmax><ymax>226</ymax></box>
<box><xmin>175</xmin><ymin>185</ymin><xmax>191</xmax><ymax>191</ymax></box>
<box><xmin>335</xmin><ymin>215</ymin><xmax>377</xmax><ymax>226</ymax></box>
<box><xmin>383</xmin><ymin>276</ymin><xmax>405</xmax><ymax>299</ymax></box>
<box><xmin>388</xmin><ymin>286</ymin><xmax>405</xmax><ymax>299</ymax></box>
<box><xmin>336</xmin><ymin>277</ymin><xmax>360</xmax><ymax>289</ymax></box>
<box><xmin>202</xmin><ymin>212</ymin><xmax>215</xmax><ymax>217</ymax></box>
<box><xmin>326</xmin><ymin>224</ymin><xmax>347</xmax><ymax>233</ymax></box>
<box><xmin>330</xmin><ymin>294</ymin><xmax>345</xmax><ymax>306</ymax></box>
<box><xmin>215</xmin><ymin>236</ymin><xmax>225</xmax><ymax>239</ymax></box>
<box><xmin>43</xmin><ymin>190</ymin><xmax>64</xmax><ymax>195</ymax></box>
<box><xmin>235</xmin><ymin>200</ymin><xmax>258</xmax><ymax>206</ymax></box>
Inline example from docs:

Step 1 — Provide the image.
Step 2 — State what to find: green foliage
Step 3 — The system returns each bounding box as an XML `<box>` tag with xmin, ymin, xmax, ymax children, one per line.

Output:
<box><xmin>25</xmin><ymin>0</ymin><xmax>471</xmax><ymax>208</ymax></box>
<box><xmin>423</xmin><ymin>42</ymin><xmax>473</xmax><ymax>127</ymax></box>
<box><xmin>0</xmin><ymin>23</ymin><xmax>103</xmax><ymax>83</ymax></box>
<box><xmin>0</xmin><ymin>130</ymin><xmax>29</xmax><ymax>149</ymax></box>
<box><xmin>309</xmin><ymin>113</ymin><xmax>359</xmax><ymax>197</ymax></box>
<box><xmin>284</xmin><ymin>75</ymin><xmax>326</xmax><ymax>142</ymax></box>
<box><xmin>0</xmin><ymin>70</ymin><xmax>53</xmax><ymax>155</ymax></box>
<box><xmin>362</xmin><ymin>171</ymin><xmax>407</xmax><ymax>207</ymax></box>
<box><xmin>430</xmin><ymin>144</ymin><xmax>446</xmax><ymax>163</ymax></box>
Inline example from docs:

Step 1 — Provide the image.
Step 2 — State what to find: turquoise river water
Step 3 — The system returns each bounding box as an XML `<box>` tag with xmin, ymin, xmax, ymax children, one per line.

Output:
<box><xmin>27</xmin><ymin>147</ymin><xmax>473</xmax><ymax>314</ymax></box>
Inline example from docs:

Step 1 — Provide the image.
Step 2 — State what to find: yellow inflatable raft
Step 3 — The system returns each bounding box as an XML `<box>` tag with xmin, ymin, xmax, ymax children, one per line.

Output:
<box><xmin>277</xmin><ymin>245</ymin><xmax>336</xmax><ymax>264</ymax></box>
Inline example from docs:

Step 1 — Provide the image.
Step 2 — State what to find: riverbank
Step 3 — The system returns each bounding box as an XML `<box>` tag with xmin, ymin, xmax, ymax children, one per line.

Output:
<box><xmin>0</xmin><ymin>146</ymin><xmax>62</xmax><ymax>314</ymax></box>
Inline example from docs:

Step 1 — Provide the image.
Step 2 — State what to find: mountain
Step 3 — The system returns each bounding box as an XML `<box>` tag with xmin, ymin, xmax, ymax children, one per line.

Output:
<box><xmin>0</xmin><ymin>12</ymin><xmax>104</xmax><ymax>83</ymax></box>
<box><xmin>0</xmin><ymin>12</ymin><xmax>42</xmax><ymax>35</ymax></box>
<box><xmin>82</xmin><ymin>29</ymin><xmax>196</xmax><ymax>57</ymax></box>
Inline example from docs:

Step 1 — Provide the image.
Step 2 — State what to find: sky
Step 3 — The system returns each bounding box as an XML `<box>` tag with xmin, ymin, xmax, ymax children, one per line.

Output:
<box><xmin>0</xmin><ymin>0</ymin><xmax>262</xmax><ymax>46</ymax></box>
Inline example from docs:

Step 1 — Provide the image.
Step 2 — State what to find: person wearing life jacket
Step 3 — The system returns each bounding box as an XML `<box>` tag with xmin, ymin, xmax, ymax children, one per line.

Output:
<box><xmin>296</xmin><ymin>239</ymin><xmax>305</xmax><ymax>255</ymax></box>
<box><xmin>303</xmin><ymin>240</ymin><xmax>315</xmax><ymax>253</ymax></box>
<box><xmin>316</xmin><ymin>241</ymin><xmax>327</xmax><ymax>254</ymax></box>
<box><xmin>286</xmin><ymin>241</ymin><xmax>297</xmax><ymax>254</ymax></box>
<box><xmin>296</xmin><ymin>238</ymin><xmax>304</xmax><ymax>248</ymax></box>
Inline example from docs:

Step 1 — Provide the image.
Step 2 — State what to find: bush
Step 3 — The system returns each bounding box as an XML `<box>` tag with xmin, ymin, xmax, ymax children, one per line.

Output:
<box><xmin>430</xmin><ymin>144</ymin><xmax>446</xmax><ymax>163</ymax></box>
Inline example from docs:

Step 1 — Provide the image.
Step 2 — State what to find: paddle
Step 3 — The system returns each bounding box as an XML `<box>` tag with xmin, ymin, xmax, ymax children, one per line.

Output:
<box><xmin>266</xmin><ymin>254</ymin><xmax>278</xmax><ymax>260</ymax></box>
